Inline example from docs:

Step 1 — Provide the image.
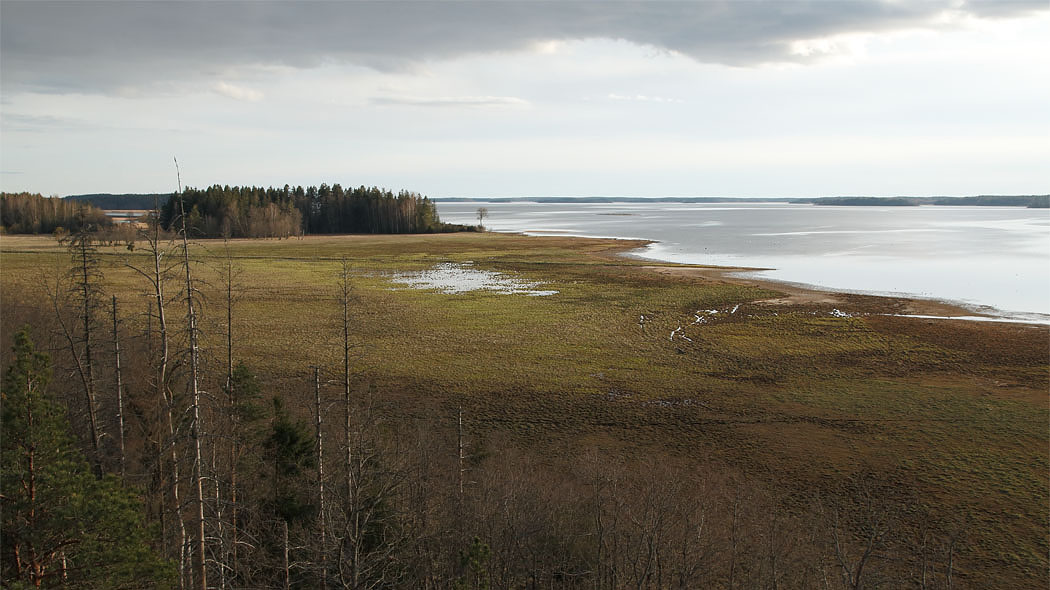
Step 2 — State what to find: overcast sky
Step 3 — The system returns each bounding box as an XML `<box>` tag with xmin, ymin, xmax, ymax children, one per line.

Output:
<box><xmin>1</xmin><ymin>0</ymin><xmax>1047</xmax><ymax>198</ymax></box>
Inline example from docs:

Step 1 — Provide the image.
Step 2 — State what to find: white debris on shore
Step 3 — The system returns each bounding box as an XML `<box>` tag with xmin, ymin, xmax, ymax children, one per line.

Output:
<box><xmin>669</xmin><ymin>325</ymin><xmax>693</xmax><ymax>342</ymax></box>
<box><xmin>387</xmin><ymin>262</ymin><xmax>558</xmax><ymax>296</ymax></box>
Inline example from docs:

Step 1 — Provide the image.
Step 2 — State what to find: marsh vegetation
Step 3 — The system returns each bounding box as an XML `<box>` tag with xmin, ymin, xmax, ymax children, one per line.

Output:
<box><xmin>1</xmin><ymin>230</ymin><xmax>1046</xmax><ymax>589</ymax></box>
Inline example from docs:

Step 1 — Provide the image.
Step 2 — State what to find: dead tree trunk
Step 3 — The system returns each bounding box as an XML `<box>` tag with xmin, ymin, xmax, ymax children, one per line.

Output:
<box><xmin>219</xmin><ymin>238</ymin><xmax>238</xmax><ymax>587</ymax></box>
<box><xmin>314</xmin><ymin>367</ymin><xmax>328</xmax><ymax>590</ymax></box>
<box><xmin>68</xmin><ymin>231</ymin><xmax>105</xmax><ymax>478</ymax></box>
<box><xmin>224</xmin><ymin>241</ymin><xmax>234</xmax><ymax>395</ymax></box>
<box><xmin>283</xmin><ymin>519</ymin><xmax>291</xmax><ymax>590</ymax></box>
<box><xmin>175</xmin><ymin>158</ymin><xmax>208</xmax><ymax>590</ymax></box>
<box><xmin>339</xmin><ymin>258</ymin><xmax>358</xmax><ymax>588</ymax></box>
<box><xmin>78</xmin><ymin>236</ymin><xmax>102</xmax><ymax>477</ymax></box>
<box><xmin>457</xmin><ymin>406</ymin><xmax>466</xmax><ymax>497</ymax></box>
<box><xmin>129</xmin><ymin>192</ymin><xmax>187</xmax><ymax>587</ymax></box>
<box><xmin>147</xmin><ymin>299</ymin><xmax>153</xmax><ymax>360</ymax></box>
<box><xmin>111</xmin><ymin>295</ymin><xmax>127</xmax><ymax>479</ymax></box>
<box><xmin>340</xmin><ymin>258</ymin><xmax>354</xmax><ymax>502</ymax></box>
<box><xmin>45</xmin><ymin>269</ymin><xmax>100</xmax><ymax>478</ymax></box>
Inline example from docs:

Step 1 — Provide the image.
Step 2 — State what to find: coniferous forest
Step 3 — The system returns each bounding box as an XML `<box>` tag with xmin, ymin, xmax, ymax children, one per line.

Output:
<box><xmin>157</xmin><ymin>184</ymin><xmax>467</xmax><ymax>238</ymax></box>
<box><xmin>2</xmin><ymin>184</ymin><xmax>471</xmax><ymax>239</ymax></box>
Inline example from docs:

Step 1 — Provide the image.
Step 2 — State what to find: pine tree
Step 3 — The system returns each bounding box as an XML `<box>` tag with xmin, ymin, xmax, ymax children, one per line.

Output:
<box><xmin>0</xmin><ymin>328</ymin><xmax>174</xmax><ymax>588</ymax></box>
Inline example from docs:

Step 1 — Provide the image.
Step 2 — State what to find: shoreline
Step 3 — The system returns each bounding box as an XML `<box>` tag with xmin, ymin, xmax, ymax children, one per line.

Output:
<box><xmin>4</xmin><ymin>230</ymin><xmax>1047</xmax><ymax>325</ymax></box>
<box><xmin>633</xmin><ymin>263</ymin><xmax>1028</xmax><ymax>320</ymax></box>
<box><xmin>564</xmin><ymin>233</ymin><xmax>1050</xmax><ymax>326</ymax></box>
<box><xmin>440</xmin><ymin>199</ymin><xmax>1048</xmax><ymax>323</ymax></box>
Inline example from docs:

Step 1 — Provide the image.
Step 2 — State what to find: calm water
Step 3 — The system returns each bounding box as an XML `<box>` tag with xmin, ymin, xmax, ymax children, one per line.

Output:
<box><xmin>436</xmin><ymin>201</ymin><xmax>1050</xmax><ymax>319</ymax></box>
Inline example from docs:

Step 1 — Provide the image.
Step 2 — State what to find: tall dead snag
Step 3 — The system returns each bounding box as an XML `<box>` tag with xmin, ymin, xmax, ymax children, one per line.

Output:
<box><xmin>283</xmin><ymin>520</ymin><xmax>291</xmax><ymax>590</ymax></box>
<box><xmin>340</xmin><ymin>257</ymin><xmax>356</xmax><ymax>499</ymax></box>
<box><xmin>339</xmin><ymin>258</ymin><xmax>354</xmax><ymax>508</ymax></box>
<box><xmin>334</xmin><ymin>265</ymin><xmax>404</xmax><ymax>586</ymax></box>
<box><xmin>64</xmin><ymin>228</ymin><xmax>105</xmax><ymax>478</ymax></box>
<box><xmin>111</xmin><ymin>295</ymin><xmax>127</xmax><ymax>479</ymax></box>
<box><xmin>128</xmin><ymin>193</ymin><xmax>187</xmax><ymax>587</ymax></box>
<box><xmin>314</xmin><ymin>366</ymin><xmax>328</xmax><ymax>590</ymax></box>
<box><xmin>220</xmin><ymin>239</ymin><xmax>241</xmax><ymax>395</ymax></box>
<box><xmin>147</xmin><ymin>298</ymin><xmax>153</xmax><ymax>360</ymax></box>
<box><xmin>224</xmin><ymin>362</ymin><xmax>263</xmax><ymax>586</ymax></box>
<box><xmin>338</xmin><ymin>258</ymin><xmax>358</xmax><ymax>587</ymax></box>
<box><xmin>216</xmin><ymin>237</ymin><xmax>243</xmax><ymax>587</ymax></box>
<box><xmin>457</xmin><ymin>407</ymin><xmax>466</xmax><ymax>497</ymax></box>
<box><xmin>175</xmin><ymin>157</ymin><xmax>208</xmax><ymax>590</ymax></box>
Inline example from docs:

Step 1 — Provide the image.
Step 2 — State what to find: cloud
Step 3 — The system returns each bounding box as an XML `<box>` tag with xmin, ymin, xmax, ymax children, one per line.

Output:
<box><xmin>370</xmin><ymin>95</ymin><xmax>529</xmax><ymax>108</ymax></box>
<box><xmin>0</xmin><ymin>112</ymin><xmax>92</xmax><ymax>132</ymax></box>
<box><xmin>1</xmin><ymin>1</ymin><xmax>1046</xmax><ymax>94</ymax></box>
<box><xmin>608</xmin><ymin>94</ymin><xmax>684</xmax><ymax>104</ymax></box>
<box><xmin>213</xmin><ymin>81</ymin><xmax>264</xmax><ymax>102</ymax></box>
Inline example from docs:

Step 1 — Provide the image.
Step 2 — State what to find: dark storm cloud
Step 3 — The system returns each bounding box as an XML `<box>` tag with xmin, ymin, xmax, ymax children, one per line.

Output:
<box><xmin>1</xmin><ymin>0</ymin><xmax>1045</xmax><ymax>93</ymax></box>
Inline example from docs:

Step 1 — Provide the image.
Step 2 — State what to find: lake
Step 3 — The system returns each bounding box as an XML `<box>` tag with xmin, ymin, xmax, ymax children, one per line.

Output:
<box><xmin>435</xmin><ymin>201</ymin><xmax>1050</xmax><ymax>320</ymax></box>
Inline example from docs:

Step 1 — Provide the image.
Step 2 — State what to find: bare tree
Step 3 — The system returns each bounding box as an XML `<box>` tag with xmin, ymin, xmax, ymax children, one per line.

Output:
<box><xmin>335</xmin><ymin>395</ymin><xmax>407</xmax><ymax>589</ymax></box>
<box><xmin>457</xmin><ymin>406</ymin><xmax>466</xmax><ymax>497</ymax></box>
<box><xmin>212</xmin><ymin>236</ymin><xmax>244</xmax><ymax>587</ymax></box>
<box><xmin>817</xmin><ymin>473</ymin><xmax>899</xmax><ymax>590</ymax></box>
<box><xmin>59</xmin><ymin>227</ymin><xmax>106</xmax><ymax>478</ymax></box>
<box><xmin>111</xmin><ymin>295</ymin><xmax>127</xmax><ymax>479</ymax></box>
<box><xmin>174</xmin><ymin>157</ymin><xmax>209</xmax><ymax>590</ymax></box>
<box><xmin>338</xmin><ymin>257</ymin><xmax>361</xmax><ymax>588</ymax></box>
<box><xmin>476</xmin><ymin>207</ymin><xmax>488</xmax><ymax>229</ymax></box>
<box><xmin>315</xmin><ymin>366</ymin><xmax>329</xmax><ymax>590</ymax></box>
<box><xmin>127</xmin><ymin>192</ymin><xmax>190</xmax><ymax>587</ymax></box>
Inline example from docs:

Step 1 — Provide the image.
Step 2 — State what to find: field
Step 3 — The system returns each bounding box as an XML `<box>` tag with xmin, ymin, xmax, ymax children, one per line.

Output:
<box><xmin>1</xmin><ymin>232</ymin><xmax>1047</xmax><ymax>587</ymax></box>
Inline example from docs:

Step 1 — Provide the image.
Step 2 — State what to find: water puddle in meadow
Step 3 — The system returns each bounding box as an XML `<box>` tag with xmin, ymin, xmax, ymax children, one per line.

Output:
<box><xmin>387</xmin><ymin>262</ymin><xmax>558</xmax><ymax>296</ymax></box>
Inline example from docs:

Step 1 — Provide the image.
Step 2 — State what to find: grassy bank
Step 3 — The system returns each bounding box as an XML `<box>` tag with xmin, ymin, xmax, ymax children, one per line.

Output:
<box><xmin>1</xmin><ymin>232</ymin><xmax>1046</xmax><ymax>587</ymax></box>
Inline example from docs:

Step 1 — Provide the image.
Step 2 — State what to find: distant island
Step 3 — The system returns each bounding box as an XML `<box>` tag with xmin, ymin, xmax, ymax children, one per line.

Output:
<box><xmin>792</xmin><ymin>195</ymin><xmax>1049</xmax><ymax>208</ymax></box>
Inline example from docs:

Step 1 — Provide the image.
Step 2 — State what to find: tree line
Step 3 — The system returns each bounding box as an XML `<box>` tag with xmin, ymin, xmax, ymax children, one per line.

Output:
<box><xmin>158</xmin><ymin>184</ymin><xmax>472</xmax><ymax>238</ymax></box>
<box><xmin>0</xmin><ymin>192</ymin><xmax>112</xmax><ymax>234</ymax></box>
<box><xmin>1</xmin><ymin>204</ymin><xmax>981</xmax><ymax>589</ymax></box>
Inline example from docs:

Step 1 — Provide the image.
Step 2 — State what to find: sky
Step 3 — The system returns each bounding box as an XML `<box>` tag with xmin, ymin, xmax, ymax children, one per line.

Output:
<box><xmin>1</xmin><ymin>0</ymin><xmax>1047</xmax><ymax>198</ymax></box>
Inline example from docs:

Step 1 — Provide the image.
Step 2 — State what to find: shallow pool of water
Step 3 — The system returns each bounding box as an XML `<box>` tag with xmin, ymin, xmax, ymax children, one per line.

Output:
<box><xmin>387</xmin><ymin>262</ymin><xmax>558</xmax><ymax>296</ymax></box>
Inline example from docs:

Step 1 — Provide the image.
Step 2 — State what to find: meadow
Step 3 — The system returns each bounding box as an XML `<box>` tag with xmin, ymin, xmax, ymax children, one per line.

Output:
<box><xmin>1</xmin><ymin>232</ymin><xmax>1046</xmax><ymax>588</ymax></box>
